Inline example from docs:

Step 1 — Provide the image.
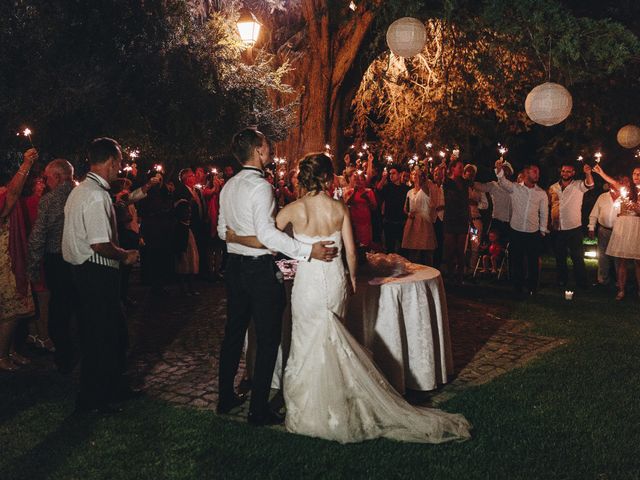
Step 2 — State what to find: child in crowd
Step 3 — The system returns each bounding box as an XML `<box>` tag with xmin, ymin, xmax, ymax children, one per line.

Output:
<box><xmin>173</xmin><ymin>199</ymin><xmax>199</xmax><ymax>295</ymax></box>
<box><xmin>481</xmin><ymin>230</ymin><xmax>504</xmax><ymax>274</ymax></box>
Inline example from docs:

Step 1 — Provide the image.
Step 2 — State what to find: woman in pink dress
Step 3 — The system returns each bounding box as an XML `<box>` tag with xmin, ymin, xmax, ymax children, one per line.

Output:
<box><xmin>344</xmin><ymin>171</ymin><xmax>377</xmax><ymax>247</ymax></box>
<box><xmin>0</xmin><ymin>149</ymin><xmax>38</xmax><ymax>371</ymax></box>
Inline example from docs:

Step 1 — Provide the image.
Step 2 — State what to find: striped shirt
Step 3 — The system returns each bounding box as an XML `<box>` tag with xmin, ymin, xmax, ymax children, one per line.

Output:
<box><xmin>62</xmin><ymin>172</ymin><xmax>120</xmax><ymax>269</ymax></box>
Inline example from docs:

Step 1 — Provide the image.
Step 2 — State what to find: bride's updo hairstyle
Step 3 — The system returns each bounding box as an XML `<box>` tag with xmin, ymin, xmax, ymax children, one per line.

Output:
<box><xmin>297</xmin><ymin>152</ymin><xmax>334</xmax><ymax>195</ymax></box>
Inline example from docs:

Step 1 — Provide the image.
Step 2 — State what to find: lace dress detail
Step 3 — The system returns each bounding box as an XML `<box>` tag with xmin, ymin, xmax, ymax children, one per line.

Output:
<box><xmin>284</xmin><ymin>231</ymin><xmax>471</xmax><ymax>444</ymax></box>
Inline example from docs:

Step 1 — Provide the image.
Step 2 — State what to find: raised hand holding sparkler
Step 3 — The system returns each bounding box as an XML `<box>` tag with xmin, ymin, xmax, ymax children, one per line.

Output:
<box><xmin>17</xmin><ymin>127</ymin><xmax>35</xmax><ymax>147</ymax></box>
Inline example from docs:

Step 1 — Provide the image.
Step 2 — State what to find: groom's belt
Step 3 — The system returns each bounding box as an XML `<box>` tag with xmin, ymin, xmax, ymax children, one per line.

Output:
<box><xmin>227</xmin><ymin>253</ymin><xmax>273</xmax><ymax>262</ymax></box>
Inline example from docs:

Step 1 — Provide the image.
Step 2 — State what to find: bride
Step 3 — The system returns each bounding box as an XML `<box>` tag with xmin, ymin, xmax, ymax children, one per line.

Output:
<box><xmin>228</xmin><ymin>152</ymin><xmax>471</xmax><ymax>444</ymax></box>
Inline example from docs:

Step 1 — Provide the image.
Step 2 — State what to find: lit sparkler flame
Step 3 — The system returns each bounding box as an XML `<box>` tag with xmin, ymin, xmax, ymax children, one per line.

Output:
<box><xmin>594</xmin><ymin>152</ymin><xmax>603</xmax><ymax>163</ymax></box>
<box><xmin>425</xmin><ymin>142</ymin><xmax>433</xmax><ymax>149</ymax></box>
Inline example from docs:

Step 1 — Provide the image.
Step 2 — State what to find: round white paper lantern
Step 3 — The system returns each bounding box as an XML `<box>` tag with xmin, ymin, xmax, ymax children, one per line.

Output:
<box><xmin>617</xmin><ymin>125</ymin><xmax>640</xmax><ymax>149</ymax></box>
<box><xmin>386</xmin><ymin>17</ymin><xmax>427</xmax><ymax>58</ymax></box>
<box><xmin>524</xmin><ymin>82</ymin><xmax>573</xmax><ymax>126</ymax></box>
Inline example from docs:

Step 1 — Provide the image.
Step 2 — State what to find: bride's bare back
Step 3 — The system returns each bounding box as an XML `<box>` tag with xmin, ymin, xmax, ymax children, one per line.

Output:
<box><xmin>276</xmin><ymin>192</ymin><xmax>345</xmax><ymax>237</ymax></box>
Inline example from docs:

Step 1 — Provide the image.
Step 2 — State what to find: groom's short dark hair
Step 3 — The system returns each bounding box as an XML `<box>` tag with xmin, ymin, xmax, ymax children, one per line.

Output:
<box><xmin>231</xmin><ymin>128</ymin><xmax>265</xmax><ymax>165</ymax></box>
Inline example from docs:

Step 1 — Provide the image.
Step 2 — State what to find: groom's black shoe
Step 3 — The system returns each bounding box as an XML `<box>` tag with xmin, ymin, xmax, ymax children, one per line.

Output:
<box><xmin>216</xmin><ymin>393</ymin><xmax>247</xmax><ymax>414</ymax></box>
<box><xmin>247</xmin><ymin>410</ymin><xmax>284</xmax><ymax>426</ymax></box>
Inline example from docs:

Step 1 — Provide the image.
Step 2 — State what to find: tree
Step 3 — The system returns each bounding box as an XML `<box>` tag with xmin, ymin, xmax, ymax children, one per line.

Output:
<box><xmin>235</xmin><ymin>0</ymin><xmax>639</xmax><ymax>169</ymax></box>
<box><xmin>0</xmin><ymin>0</ymin><xmax>294</xmax><ymax>172</ymax></box>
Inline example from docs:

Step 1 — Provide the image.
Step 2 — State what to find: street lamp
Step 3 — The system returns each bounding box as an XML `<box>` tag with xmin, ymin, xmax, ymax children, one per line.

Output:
<box><xmin>236</xmin><ymin>8</ymin><xmax>261</xmax><ymax>47</ymax></box>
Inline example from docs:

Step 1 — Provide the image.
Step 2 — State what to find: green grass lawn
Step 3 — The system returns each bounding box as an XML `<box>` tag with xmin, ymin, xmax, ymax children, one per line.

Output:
<box><xmin>2</xmin><ymin>260</ymin><xmax>640</xmax><ymax>479</ymax></box>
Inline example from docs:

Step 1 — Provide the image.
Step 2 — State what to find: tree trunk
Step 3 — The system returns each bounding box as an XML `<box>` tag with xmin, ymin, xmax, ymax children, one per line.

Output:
<box><xmin>273</xmin><ymin>0</ymin><xmax>380</xmax><ymax>165</ymax></box>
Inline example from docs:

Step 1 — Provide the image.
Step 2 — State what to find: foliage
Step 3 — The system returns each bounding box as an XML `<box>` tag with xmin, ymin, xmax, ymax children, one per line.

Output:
<box><xmin>351</xmin><ymin>0</ymin><xmax>640</xmax><ymax>165</ymax></box>
<box><xmin>0</xmin><ymin>0</ymin><xmax>295</xmax><ymax>171</ymax></box>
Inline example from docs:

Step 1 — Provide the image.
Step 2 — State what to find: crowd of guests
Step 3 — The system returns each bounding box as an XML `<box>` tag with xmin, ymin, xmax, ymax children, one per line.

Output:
<box><xmin>0</xmin><ymin>143</ymin><xmax>237</xmax><ymax>382</ymax></box>
<box><xmin>1</xmin><ymin>138</ymin><xmax>639</xmax><ymax>412</ymax></box>
<box><xmin>269</xmin><ymin>147</ymin><xmax>640</xmax><ymax>301</ymax></box>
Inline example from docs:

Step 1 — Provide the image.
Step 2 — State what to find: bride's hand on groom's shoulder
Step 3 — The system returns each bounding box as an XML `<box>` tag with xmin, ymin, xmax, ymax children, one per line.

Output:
<box><xmin>310</xmin><ymin>240</ymin><xmax>338</xmax><ymax>262</ymax></box>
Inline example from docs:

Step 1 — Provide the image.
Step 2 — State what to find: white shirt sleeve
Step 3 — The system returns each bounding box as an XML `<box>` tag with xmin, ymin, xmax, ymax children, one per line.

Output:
<box><xmin>588</xmin><ymin>197</ymin><xmax>600</xmax><ymax>231</ymax></box>
<box><xmin>84</xmin><ymin>196</ymin><xmax>113</xmax><ymax>245</ymax></box>
<box><xmin>128</xmin><ymin>187</ymin><xmax>147</xmax><ymax>204</ymax></box>
<box><xmin>495</xmin><ymin>170</ymin><xmax>515</xmax><ymax>192</ymax></box>
<box><xmin>251</xmin><ymin>183</ymin><xmax>312</xmax><ymax>261</ymax></box>
<box><xmin>473</xmin><ymin>181</ymin><xmax>493</xmax><ymax>193</ymax></box>
<box><xmin>217</xmin><ymin>187</ymin><xmax>227</xmax><ymax>241</ymax></box>
<box><xmin>538</xmin><ymin>191</ymin><xmax>549</xmax><ymax>234</ymax></box>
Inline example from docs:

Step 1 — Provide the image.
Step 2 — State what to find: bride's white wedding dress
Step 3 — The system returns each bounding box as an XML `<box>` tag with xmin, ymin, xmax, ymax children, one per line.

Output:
<box><xmin>284</xmin><ymin>231</ymin><xmax>472</xmax><ymax>444</ymax></box>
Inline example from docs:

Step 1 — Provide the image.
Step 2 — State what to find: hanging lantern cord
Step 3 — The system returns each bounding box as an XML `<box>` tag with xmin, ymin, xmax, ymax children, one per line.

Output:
<box><xmin>548</xmin><ymin>35</ymin><xmax>552</xmax><ymax>82</ymax></box>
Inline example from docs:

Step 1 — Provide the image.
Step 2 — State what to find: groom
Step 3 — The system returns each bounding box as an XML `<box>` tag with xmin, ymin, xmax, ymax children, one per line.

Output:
<box><xmin>216</xmin><ymin>128</ymin><xmax>337</xmax><ymax>426</ymax></box>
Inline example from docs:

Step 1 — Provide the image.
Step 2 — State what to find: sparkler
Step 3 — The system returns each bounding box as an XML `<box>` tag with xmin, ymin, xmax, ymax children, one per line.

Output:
<box><xmin>425</xmin><ymin>142</ymin><xmax>433</xmax><ymax>149</ymax></box>
<box><xmin>349</xmin><ymin>1</ymin><xmax>357</xmax><ymax>11</ymax></box>
<box><xmin>620</xmin><ymin>186</ymin><xmax>629</xmax><ymax>200</ymax></box>
<box><xmin>452</xmin><ymin>148</ymin><xmax>460</xmax><ymax>158</ymax></box>
<box><xmin>324</xmin><ymin>143</ymin><xmax>331</xmax><ymax>150</ymax></box>
<box><xmin>195</xmin><ymin>183</ymin><xmax>203</xmax><ymax>190</ymax></box>
<box><xmin>497</xmin><ymin>143</ymin><xmax>508</xmax><ymax>157</ymax></box>
<box><xmin>362</xmin><ymin>143</ymin><xmax>369</xmax><ymax>150</ymax></box>
<box><xmin>357</xmin><ymin>152</ymin><xmax>363</xmax><ymax>158</ymax></box>
<box><xmin>129</xmin><ymin>149</ymin><xmax>140</xmax><ymax>160</ymax></box>
<box><xmin>438</xmin><ymin>151</ymin><xmax>446</xmax><ymax>159</ymax></box>
<box><xmin>17</xmin><ymin>127</ymin><xmax>35</xmax><ymax>147</ymax></box>
<box><xmin>576</xmin><ymin>155</ymin><xmax>584</xmax><ymax>162</ymax></box>
<box><xmin>594</xmin><ymin>152</ymin><xmax>602</xmax><ymax>164</ymax></box>
<box><xmin>153</xmin><ymin>164</ymin><xmax>163</xmax><ymax>173</ymax></box>
<box><xmin>385</xmin><ymin>155</ymin><xmax>393</xmax><ymax>163</ymax></box>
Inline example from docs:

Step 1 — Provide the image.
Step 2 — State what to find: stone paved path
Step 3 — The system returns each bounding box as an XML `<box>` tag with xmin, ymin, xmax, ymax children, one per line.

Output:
<box><xmin>125</xmin><ymin>281</ymin><xmax>566</xmax><ymax>418</ymax></box>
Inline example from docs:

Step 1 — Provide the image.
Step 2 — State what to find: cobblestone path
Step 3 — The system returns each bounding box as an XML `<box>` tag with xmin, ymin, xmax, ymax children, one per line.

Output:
<box><xmin>125</xmin><ymin>282</ymin><xmax>566</xmax><ymax>417</ymax></box>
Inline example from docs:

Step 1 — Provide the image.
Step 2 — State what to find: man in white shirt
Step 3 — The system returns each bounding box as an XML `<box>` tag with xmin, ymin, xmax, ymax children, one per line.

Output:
<box><xmin>496</xmin><ymin>159</ymin><xmax>548</xmax><ymax>296</ymax></box>
<box><xmin>588</xmin><ymin>185</ymin><xmax>620</xmax><ymax>286</ymax></box>
<box><xmin>475</xmin><ymin>161</ymin><xmax>514</xmax><ymax>240</ymax></box>
<box><xmin>62</xmin><ymin>137</ymin><xmax>139</xmax><ymax>414</ymax></box>
<box><xmin>216</xmin><ymin>128</ymin><xmax>337</xmax><ymax>426</ymax></box>
<box><xmin>548</xmin><ymin>162</ymin><xmax>594</xmax><ymax>288</ymax></box>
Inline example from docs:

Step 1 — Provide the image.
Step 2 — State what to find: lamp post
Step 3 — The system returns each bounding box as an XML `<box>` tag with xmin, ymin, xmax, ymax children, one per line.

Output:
<box><xmin>236</xmin><ymin>8</ymin><xmax>261</xmax><ymax>47</ymax></box>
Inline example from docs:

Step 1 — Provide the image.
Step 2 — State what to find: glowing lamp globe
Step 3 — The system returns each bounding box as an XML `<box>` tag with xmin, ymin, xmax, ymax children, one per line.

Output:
<box><xmin>386</xmin><ymin>17</ymin><xmax>427</xmax><ymax>58</ymax></box>
<box><xmin>524</xmin><ymin>82</ymin><xmax>573</xmax><ymax>126</ymax></box>
<box><xmin>616</xmin><ymin>125</ymin><xmax>640</xmax><ymax>149</ymax></box>
<box><xmin>237</xmin><ymin>9</ymin><xmax>261</xmax><ymax>47</ymax></box>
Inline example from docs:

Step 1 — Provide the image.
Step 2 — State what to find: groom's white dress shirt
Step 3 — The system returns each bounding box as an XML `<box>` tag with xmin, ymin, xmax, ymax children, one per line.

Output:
<box><xmin>217</xmin><ymin>167</ymin><xmax>312</xmax><ymax>260</ymax></box>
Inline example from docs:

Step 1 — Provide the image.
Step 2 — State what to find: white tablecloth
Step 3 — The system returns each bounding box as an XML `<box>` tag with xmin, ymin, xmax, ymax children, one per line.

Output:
<box><xmin>248</xmin><ymin>262</ymin><xmax>453</xmax><ymax>394</ymax></box>
<box><xmin>345</xmin><ymin>266</ymin><xmax>453</xmax><ymax>393</ymax></box>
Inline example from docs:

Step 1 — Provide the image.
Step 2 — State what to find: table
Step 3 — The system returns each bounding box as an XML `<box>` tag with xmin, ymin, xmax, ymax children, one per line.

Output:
<box><xmin>345</xmin><ymin>265</ymin><xmax>453</xmax><ymax>393</ymax></box>
<box><xmin>248</xmin><ymin>261</ymin><xmax>453</xmax><ymax>394</ymax></box>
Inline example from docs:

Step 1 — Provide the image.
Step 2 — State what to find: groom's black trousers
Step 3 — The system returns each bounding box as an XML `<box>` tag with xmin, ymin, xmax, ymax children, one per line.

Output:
<box><xmin>219</xmin><ymin>254</ymin><xmax>286</xmax><ymax>417</ymax></box>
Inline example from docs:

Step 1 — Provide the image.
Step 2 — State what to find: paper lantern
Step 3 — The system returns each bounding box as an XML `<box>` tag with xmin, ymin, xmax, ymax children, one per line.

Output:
<box><xmin>386</xmin><ymin>17</ymin><xmax>427</xmax><ymax>58</ymax></box>
<box><xmin>617</xmin><ymin>125</ymin><xmax>640</xmax><ymax>149</ymax></box>
<box><xmin>524</xmin><ymin>82</ymin><xmax>573</xmax><ymax>126</ymax></box>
